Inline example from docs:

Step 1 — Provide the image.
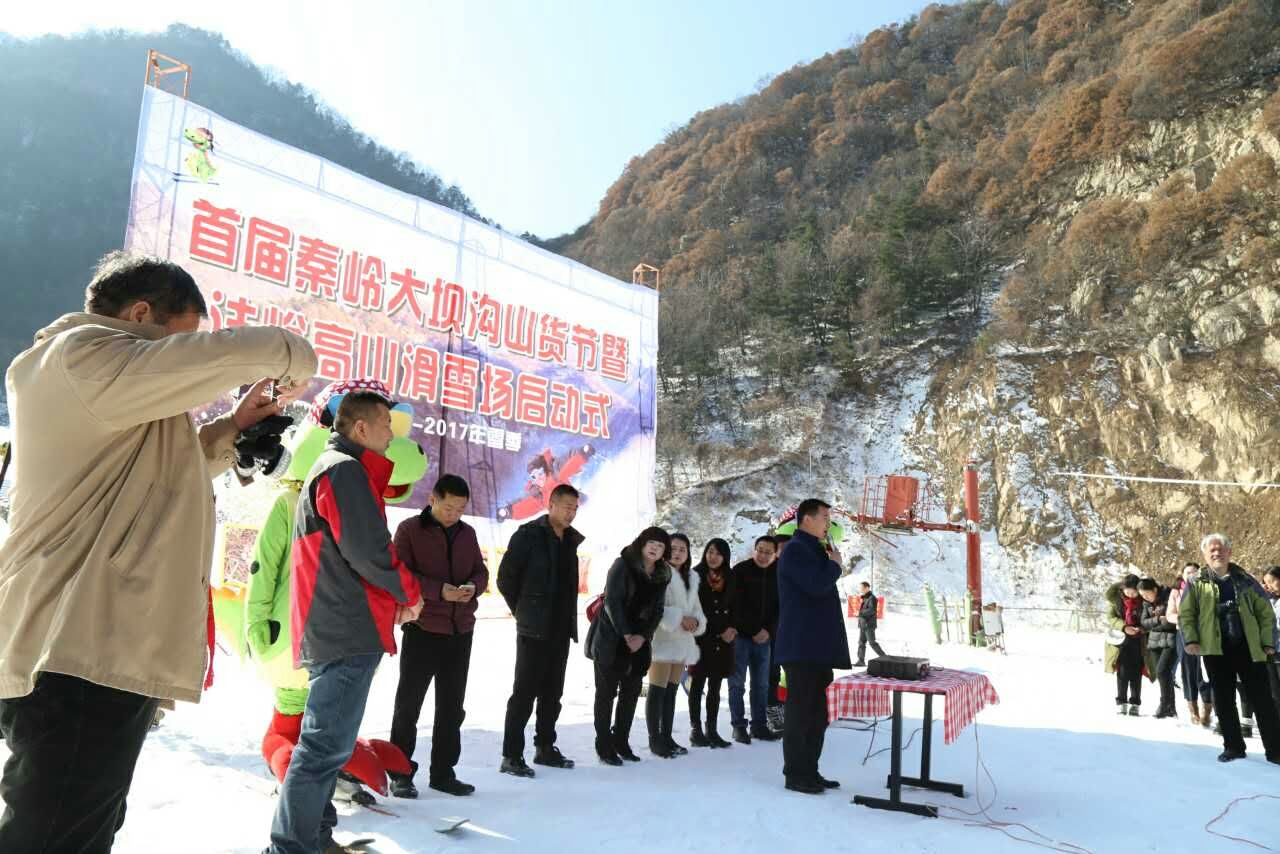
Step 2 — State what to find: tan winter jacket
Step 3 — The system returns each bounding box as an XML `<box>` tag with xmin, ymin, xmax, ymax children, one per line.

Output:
<box><xmin>0</xmin><ymin>313</ymin><xmax>316</xmax><ymax>702</ymax></box>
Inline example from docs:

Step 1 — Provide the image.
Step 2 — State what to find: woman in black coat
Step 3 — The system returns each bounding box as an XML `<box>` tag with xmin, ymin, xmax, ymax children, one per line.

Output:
<box><xmin>585</xmin><ymin>526</ymin><xmax>672</xmax><ymax>765</ymax></box>
<box><xmin>688</xmin><ymin>539</ymin><xmax>735</xmax><ymax>749</ymax></box>
<box><xmin>1138</xmin><ymin>578</ymin><xmax>1178</xmax><ymax>718</ymax></box>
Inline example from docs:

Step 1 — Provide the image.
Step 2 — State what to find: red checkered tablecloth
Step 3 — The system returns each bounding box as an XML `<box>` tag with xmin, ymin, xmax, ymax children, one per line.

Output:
<box><xmin>826</xmin><ymin>667</ymin><xmax>1000</xmax><ymax>744</ymax></box>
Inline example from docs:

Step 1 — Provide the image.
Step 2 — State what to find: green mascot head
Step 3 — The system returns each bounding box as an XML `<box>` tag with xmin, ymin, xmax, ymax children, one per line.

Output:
<box><xmin>775</xmin><ymin>504</ymin><xmax>845</xmax><ymax>546</ymax></box>
<box><xmin>286</xmin><ymin>378</ymin><xmax>427</xmax><ymax>503</ymax></box>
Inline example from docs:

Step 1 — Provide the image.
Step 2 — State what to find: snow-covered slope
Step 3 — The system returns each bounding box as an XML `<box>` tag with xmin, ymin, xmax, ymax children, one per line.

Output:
<box><xmin>1</xmin><ymin>613</ymin><xmax>1273</xmax><ymax>853</ymax></box>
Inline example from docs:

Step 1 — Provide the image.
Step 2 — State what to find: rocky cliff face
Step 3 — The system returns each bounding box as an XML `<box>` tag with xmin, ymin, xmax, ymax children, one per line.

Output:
<box><xmin>658</xmin><ymin>97</ymin><xmax>1280</xmax><ymax>609</ymax></box>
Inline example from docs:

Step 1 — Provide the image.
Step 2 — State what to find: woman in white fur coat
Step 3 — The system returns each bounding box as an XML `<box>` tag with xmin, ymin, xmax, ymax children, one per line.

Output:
<box><xmin>646</xmin><ymin>533</ymin><xmax>707</xmax><ymax>758</ymax></box>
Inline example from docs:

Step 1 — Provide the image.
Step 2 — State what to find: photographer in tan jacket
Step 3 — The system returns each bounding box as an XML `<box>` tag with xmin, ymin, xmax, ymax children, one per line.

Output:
<box><xmin>0</xmin><ymin>251</ymin><xmax>317</xmax><ymax>852</ymax></box>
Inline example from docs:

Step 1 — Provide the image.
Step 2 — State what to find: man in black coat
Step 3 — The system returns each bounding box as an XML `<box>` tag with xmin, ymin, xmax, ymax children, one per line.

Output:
<box><xmin>729</xmin><ymin>536</ymin><xmax>781</xmax><ymax>743</ymax></box>
<box><xmin>496</xmin><ymin>484</ymin><xmax>584</xmax><ymax>777</ymax></box>
<box><xmin>776</xmin><ymin>498</ymin><xmax>851</xmax><ymax>795</ymax></box>
<box><xmin>855</xmin><ymin>581</ymin><xmax>886</xmax><ymax>666</ymax></box>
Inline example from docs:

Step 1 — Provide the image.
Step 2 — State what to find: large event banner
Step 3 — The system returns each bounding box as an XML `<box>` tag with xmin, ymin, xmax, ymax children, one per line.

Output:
<box><xmin>124</xmin><ymin>86</ymin><xmax>657</xmax><ymax>581</ymax></box>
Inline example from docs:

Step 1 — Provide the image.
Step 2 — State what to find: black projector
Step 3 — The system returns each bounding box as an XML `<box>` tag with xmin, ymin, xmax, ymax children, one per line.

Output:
<box><xmin>867</xmin><ymin>656</ymin><xmax>931</xmax><ymax>680</ymax></box>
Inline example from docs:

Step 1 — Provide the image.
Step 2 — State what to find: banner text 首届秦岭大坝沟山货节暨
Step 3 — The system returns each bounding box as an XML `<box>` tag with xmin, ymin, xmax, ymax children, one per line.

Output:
<box><xmin>123</xmin><ymin>85</ymin><xmax>657</xmax><ymax>563</ymax></box>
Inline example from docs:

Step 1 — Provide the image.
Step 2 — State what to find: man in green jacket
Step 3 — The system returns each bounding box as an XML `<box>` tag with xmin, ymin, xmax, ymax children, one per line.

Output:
<box><xmin>1180</xmin><ymin>533</ymin><xmax>1280</xmax><ymax>764</ymax></box>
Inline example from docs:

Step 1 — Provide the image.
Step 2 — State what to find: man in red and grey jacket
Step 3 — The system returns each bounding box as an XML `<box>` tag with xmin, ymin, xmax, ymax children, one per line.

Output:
<box><xmin>387</xmin><ymin>474</ymin><xmax>490</xmax><ymax>799</ymax></box>
<box><xmin>267</xmin><ymin>389</ymin><xmax>423</xmax><ymax>854</ymax></box>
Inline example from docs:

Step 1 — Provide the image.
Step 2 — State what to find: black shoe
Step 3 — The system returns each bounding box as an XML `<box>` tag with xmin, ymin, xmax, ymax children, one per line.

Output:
<box><xmin>500</xmin><ymin>756</ymin><xmax>536</xmax><ymax>778</ymax></box>
<box><xmin>751</xmin><ymin>726</ymin><xmax>782</xmax><ymax>742</ymax></box>
<box><xmin>785</xmin><ymin>778</ymin><xmax>825</xmax><ymax>795</ymax></box>
<box><xmin>818</xmin><ymin>775</ymin><xmax>841</xmax><ymax>789</ymax></box>
<box><xmin>854</xmin><ymin>660</ymin><xmax>866</xmax><ymax>667</ymax></box>
<box><xmin>596</xmin><ymin>742</ymin><xmax>624</xmax><ymax>766</ymax></box>
<box><xmin>659</xmin><ymin>684</ymin><xmax>686</xmax><ymax>755</ymax></box>
<box><xmin>649</xmin><ymin>736</ymin><xmax>676</xmax><ymax>758</ymax></box>
<box><xmin>615</xmin><ymin>742</ymin><xmax>642</xmax><ymax>762</ymax></box>
<box><xmin>429</xmin><ymin>778</ymin><xmax>475</xmax><ymax>797</ymax></box>
<box><xmin>1153</xmin><ymin>706</ymin><xmax>1171</xmax><ymax>720</ymax></box>
<box><xmin>1126</xmin><ymin>705</ymin><xmax>1140</xmax><ymax>717</ymax></box>
<box><xmin>733</xmin><ymin>725</ymin><xmax>752</xmax><ymax>745</ymax></box>
<box><xmin>708</xmin><ymin>728</ymin><xmax>733</xmax><ymax>749</ymax></box>
<box><xmin>388</xmin><ymin>773</ymin><xmax>418</xmax><ymax>799</ymax></box>
<box><xmin>1266</xmin><ymin>753</ymin><xmax>1280</xmax><ymax>765</ymax></box>
<box><xmin>1217</xmin><ymin>749</ymin><xmax>1247</xmax><ymax>763</ymax></box>
<box><xmin>689</xmin><ymin>722</ymin><xmax>710</xmax><ymax>748</ymax></box>
<box><xmin>533</xmin><ymin>745</ymin><xmax>575</xmax><ymax>769</ymax></box>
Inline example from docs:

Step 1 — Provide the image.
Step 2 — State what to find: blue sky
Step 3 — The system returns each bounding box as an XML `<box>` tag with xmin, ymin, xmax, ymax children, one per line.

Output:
<box><xmin>6</xmin><ymin>1</ymin><xmax>934</xmax><ymax>236</ymax></box>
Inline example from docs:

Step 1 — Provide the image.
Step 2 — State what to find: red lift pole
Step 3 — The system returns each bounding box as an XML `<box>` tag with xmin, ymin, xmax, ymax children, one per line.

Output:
<box><xmin>963</xmin><ymin>461</ymin><xmax>983</xmax><ymax>640</ymax></box>
<box><xmin>782</xmin><ymin>465</ymin><xmax>986</xmax><ymax>645</ymax></box>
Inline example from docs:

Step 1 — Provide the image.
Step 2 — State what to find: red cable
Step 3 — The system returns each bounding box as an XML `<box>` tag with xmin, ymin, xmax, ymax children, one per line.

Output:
<box><xmin>929</xmin><ymin>723</ymin><xmax>1093</xmax><ymax>854</ymax></box>
<box><xmin>1204</xmin><ymin>795</ymin><xmax>1280</xmax><ymax>852</ymax></box>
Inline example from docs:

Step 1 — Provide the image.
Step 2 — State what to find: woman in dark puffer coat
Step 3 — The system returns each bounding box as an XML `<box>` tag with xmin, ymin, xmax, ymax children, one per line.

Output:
<box><xmin>687</xmin><ymin>539</ymin><xmax>736</xmax><ymax>749</ymax></box>
<box><xmin>1139</xmin><ymin>578</ymin><xmax>1178</xmax><ymax>718</ymax></box>
<box><xmin>585</xmin><ymin>527</ymin><xmax>672</xmax><ymax>765</ymax></box>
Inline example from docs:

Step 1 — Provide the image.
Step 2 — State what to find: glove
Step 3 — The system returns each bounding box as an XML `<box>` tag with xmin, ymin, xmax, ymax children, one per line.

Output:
<box><xmin>247</xmin><ymin>620</ymin><xmax>275</xmax><ymax>659</ymax></box>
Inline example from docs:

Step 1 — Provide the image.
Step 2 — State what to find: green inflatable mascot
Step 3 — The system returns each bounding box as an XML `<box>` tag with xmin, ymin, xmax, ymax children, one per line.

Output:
<box><xmin>225</xmin><ymin>378</ymin><xmax>427</xmax><ymax>801</ymax></box>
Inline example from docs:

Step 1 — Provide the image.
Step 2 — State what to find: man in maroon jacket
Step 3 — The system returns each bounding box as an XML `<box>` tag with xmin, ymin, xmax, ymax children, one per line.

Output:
<box><xmin>387</xmin><ymin>474</ymin><xmax>490</xmax><ymax>798</ymax></box>
<box><xmin>267</xmin><ymin>390</ymin><xmax>423</xmax><ymax>854</ymax></box>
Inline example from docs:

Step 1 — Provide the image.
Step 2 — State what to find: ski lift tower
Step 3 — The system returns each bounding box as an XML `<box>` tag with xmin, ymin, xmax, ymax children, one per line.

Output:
<box><xmin>781</xmin><ymin>463</ymin><xmax>984</xmax><ymax>642</ymax></box>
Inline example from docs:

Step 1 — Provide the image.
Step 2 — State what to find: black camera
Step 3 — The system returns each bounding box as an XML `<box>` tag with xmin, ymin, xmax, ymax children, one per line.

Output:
<box><xmin>1217</xmin><ymin>598</ymin><xmax>1245</xmax><ymax>644</ymax></box>
<box><xmin>234</xmin><ymin>415</ymin><xmax>294</xmax><ymax>480</ymax></box>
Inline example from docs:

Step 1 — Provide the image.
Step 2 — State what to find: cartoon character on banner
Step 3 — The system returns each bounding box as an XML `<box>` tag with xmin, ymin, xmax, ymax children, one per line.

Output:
<box><xmin>212</xmin><ymin>379</ymin><xmax>427</xmax><ymax>804</ymax></box>
<box><xmin>180</xmin><ymin>127</ymin><xmax>218</xmax><ymax>183</ymax></box>
<box><xmin>496</xmin><ymin>444</ymin><xmax>595</xmax><ymax>521</ymax></box>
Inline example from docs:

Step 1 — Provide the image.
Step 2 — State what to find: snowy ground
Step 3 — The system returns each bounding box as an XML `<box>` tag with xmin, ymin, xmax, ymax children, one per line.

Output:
<box><xmin>3</xmin><ymin>609</ymin><xmax>1275</xmax><ymax>853</ymax></box>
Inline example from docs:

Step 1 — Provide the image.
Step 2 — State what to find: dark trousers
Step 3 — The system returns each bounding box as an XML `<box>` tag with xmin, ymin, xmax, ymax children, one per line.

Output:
<box><xmin>502</xmin><ymin>633</ymin><xmax>571</xmax><ymax>758</ymax></box>
<box><xmin>1268</xmin><ymin>657</ymin><xmax>1280</xmax><ymax>718</ymax></box>
<box><xmin>1270</xmin><ymin>657</ymin><xmax>1280</xmax><ymax>714</ymax></box>
<box><xmin>688</xmin><ymin>673</ymin><xmax>725</xmax><ymax>728</ymax></box>
<box><xmin>782</xmin><ymin>664</ymin><xmax>833</xmax><ymax>784</ymax></box>
<box><xmin>1115</xmin><ymin>639</ymin><xmax>1142</xmax><ymax>706</ymax></box>
<box><xmin>389</xmin><ymin>626</ymin><xmax>473</xmax><ymax>783</ymax></box>
<box><xmin>729</xmin><ymin>637</ymin><xmax>770</xmax><ymax>729</ymax></box>
<box><xmin>0</xmin><ymin>672</ymin><xmax>158</xmax><ymax>854</ymax></box>
<box><xmin>1178</xmin><ymin>632</ymin><xmax>1213</xmax><ymax>703</ymax></box>
<box><xmin>593</xmin><ymin>647</ymin><xmax>648</xmax><ymax>745</ymax></box>
<box><xmin>857</xmin><ymin>622</ymin><xmax>885</xmax><ymax>663</ymax></box>
<box><xmin>1155</xmin><ymin>646</ymin><xmax>1177</xmax><ymax>711</ymax></box>
<box><xmin>269</xmin><ymin>653</ymin><xmax>381</xmax><ymax>854</ymax></box>
<box><xmin>1203</xmin><ymin>643</ymin><xmax>1280</xmax><ymax>758</ymax></box>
